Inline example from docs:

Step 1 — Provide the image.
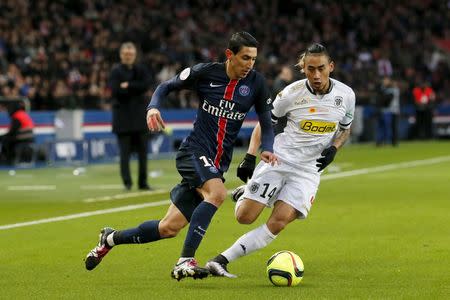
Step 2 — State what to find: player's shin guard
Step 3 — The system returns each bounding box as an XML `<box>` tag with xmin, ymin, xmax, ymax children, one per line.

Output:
<box><xmin>222</xmin><ymin>224</ymin><xmax>276</xmax><ymax>262</ymax></box>
<box><xmin>113</xmin><ymin>220</ymin><xmax>161</xmax><ymax>244</ymax></box>
<box><xmin>181</xmin><ymin>201</ymin><xmax>217</xmax><ymax>257</ymax></box>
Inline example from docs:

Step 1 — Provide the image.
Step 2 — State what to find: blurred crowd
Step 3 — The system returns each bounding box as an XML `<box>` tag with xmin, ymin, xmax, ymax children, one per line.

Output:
<box><xmin>0</xmin><ymin>0</ymin><xmax>449</xmax><ymax>110</ymax></box>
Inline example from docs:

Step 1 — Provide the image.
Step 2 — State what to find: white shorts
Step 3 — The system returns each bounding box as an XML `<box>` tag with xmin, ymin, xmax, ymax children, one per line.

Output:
<box><xmin>241</xmin><ymin>161</ymin><xmax>320</xmax><ymax>219</ymax></box>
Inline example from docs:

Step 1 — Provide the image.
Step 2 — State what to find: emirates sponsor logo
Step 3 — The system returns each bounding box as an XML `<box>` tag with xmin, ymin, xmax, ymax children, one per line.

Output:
<box><xmin>201</xmin><ymin>99</ymin><xmax>246</xmax><ymax>120</ymax></box>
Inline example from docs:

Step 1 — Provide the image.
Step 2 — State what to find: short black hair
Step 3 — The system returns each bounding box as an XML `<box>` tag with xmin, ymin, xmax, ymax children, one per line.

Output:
<box><xmin>228</xmin><ymin>32</ymin><xmax>259</xmax><ymax>54</ymax></box>
<box><xmin>305</xmin><ymin>43</ymin><xmax>331</xmax><ymax>59</ymax></box>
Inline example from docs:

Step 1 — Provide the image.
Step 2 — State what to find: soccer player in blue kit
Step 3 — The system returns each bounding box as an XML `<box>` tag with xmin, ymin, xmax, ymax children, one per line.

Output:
<box><xmin>84</xmin><ymin>32</ymin><xmax>277</xmax><ymax>280</ymax></box>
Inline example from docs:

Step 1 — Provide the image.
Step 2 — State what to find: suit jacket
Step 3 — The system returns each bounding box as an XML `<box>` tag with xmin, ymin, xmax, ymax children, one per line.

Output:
<box><xmin>110</xmin><ymin>63</ymin><xmax>151</xmax><ymax>133</ymax></box>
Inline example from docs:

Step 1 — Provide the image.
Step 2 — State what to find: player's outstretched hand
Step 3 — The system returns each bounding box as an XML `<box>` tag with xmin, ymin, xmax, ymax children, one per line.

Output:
<box><xmin>260</xmin><ymin>151</ymin><xmax>278</xmax><ymax>166</ymax></box>
<box><xmin>237</xmin><ymin>153</ymin><xmax>256</xmax><ymax>183</ymax></box>
<box><xmin>146</xmin><ymin>108</ymin><xmax>166</xmax><ymax>132</ymax></box>
<box><xmin>316</xmin><ymin>146</ymin><xmax>337</xmax><ymax>172</ymax></box>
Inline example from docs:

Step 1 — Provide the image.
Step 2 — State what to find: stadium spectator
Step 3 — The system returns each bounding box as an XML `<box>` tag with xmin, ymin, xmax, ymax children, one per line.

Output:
<box><xmin>271</xmin><ymin>65</ymin><xmax>294</xmax><ymax>98</ymax></box>
<box><xmin>205</xmin><ymin>43</ymin><xmax>355</xmax><ymax>278</ymax></box>
<box><xmin>375</xmin><ymin>77</ymin><xmax>400</xmax><ymax>146</ymax></box>
<box><xmin>388</xmin><ymin>79</ymin><xmax>401</xmax><ymax>146</ymax></box>
<box><xmin>84</xmin><ymin>32</ymin><xmax>277</xmax><ymax>280</ymax></box>
<box><xmin>0</xmin><ymin>1</ymin><xmax>448</xmax><ymax>113</ymax></box>
<box><xmin>110</xmin><ymin>42</ymin><xmax>152</xmax><ymax>191</ymax></box>
<box><xmin>413</xmin><ymin>81</ymin><xmax>436</xmax><ymax>139</ymax></box>
<box><xmin>0</xmin><ymin>101</ymin><xmax>34</xmax><ymax>165</ymax></box>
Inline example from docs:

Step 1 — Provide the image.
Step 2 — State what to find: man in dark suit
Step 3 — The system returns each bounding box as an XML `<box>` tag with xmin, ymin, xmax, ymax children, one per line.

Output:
<box><xmin>110</xmin><ymin>42</ymin><xmax>151</xmax><ymax>190</ymax></box>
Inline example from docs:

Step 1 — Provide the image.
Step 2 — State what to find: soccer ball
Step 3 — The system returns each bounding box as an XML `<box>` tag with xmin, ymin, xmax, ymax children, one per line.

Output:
<box><xmin>266</xmin><ymin>250</ymin><xmax>304</xmax><ymax>287</ymax></box>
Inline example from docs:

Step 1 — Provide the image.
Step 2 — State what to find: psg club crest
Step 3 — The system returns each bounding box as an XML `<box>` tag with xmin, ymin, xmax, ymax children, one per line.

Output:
<box><xmin>209</xmin><ymin>166</ymin><xmax>219</xmax><ymax>174</ymax></box>
<box><xmin>239</xmin><ymin>85</ymin><xmax>250</xmax><ymax>96</ymax></box>
<box><xmin>334</xmin><ymin>96</ymin><xmax>343</xmax><ymax>107</ymax></box>
<box><xmin>250</xmin><ymin>182</ymin><xmax>260</xmax><ymax>194</ymax></box>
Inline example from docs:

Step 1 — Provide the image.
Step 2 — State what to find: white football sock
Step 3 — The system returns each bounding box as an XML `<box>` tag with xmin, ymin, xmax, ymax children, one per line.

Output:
<box><xmin>222</xmin><ymin>224</ymin><xmax>276</xmax><ymax>263</ymax></box>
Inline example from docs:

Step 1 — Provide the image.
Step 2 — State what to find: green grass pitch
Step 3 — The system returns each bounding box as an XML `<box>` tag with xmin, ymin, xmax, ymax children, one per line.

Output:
<box><xmin>1</xmin><ymin>141</ymin><xmax>450</xmax><ymax>299</ymax></box>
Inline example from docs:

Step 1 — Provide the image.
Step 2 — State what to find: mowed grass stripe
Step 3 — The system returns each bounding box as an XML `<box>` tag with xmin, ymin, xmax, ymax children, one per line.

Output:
<box><xmin>1</xmin><ymin>155</ymin><xmax>449</xmax><ymax>231</ymax></box>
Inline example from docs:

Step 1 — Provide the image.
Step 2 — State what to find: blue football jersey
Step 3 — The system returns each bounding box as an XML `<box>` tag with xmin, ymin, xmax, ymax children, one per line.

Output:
<box><xmin>150</xmin><ymin>62</ymin><xmax>272</xmax><ymax>172</ymax></box>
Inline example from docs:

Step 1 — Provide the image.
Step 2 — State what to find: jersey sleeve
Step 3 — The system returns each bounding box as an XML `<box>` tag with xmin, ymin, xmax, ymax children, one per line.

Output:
<box><xmin>271</xmin><ymin>88</ymin><xmax>291</xmax><ymax>118</ymax></box>
<box><xmin>339</xmin><ymin>90</ymin><xmax>356</xmax><ymax>129</ymax></box>
<box><xmin>253</xmin><ymin>75</ymin><xmax>273</xmax><ymax>113</ymax></box>
<box><xmin>147</xmin><ymin>63</ymin><xmax>211</xmax><ymax>109</ymax></box>
<box><xmin>174</xmin><ymin>63</ymin><xmax>211</xmax><ymax>90</ymax></box>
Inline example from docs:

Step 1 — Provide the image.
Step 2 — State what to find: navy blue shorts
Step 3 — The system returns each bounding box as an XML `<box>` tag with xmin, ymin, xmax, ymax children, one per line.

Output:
<box><xmin>170</xmin><ymin>148</ymin><xmax>224</xmax><ymax>221</ymax></box>
<box><xmin>175</xmin><ymin>148</ymin><xmax>225</xmax><ymax>189</ymax></box>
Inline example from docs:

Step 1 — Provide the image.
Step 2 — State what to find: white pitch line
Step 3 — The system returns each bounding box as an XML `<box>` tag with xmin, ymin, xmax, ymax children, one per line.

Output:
<box><xmin>1</xmin><ymin>155</ymin><xmax>450</xmax><ymax>231</ymax></box>
<box><xmin>80</xmin><ymin>184</ymin><xmax>124</xmax><ymax>190</ymax></box>
<box><xmin>0</xmin><ymin>200</ymin><xmax>170</xmax><ymax>230</ymax></box>
<box><xmin>322</xmin><ymin>155</ymin><xmax>450</xmax><ymax>181</ymax></box>
<box><xmin>82</xmin><ymin>189</ymin><xmax>167</xmax><ymax>203</ymax></box>
<box><xmin>7</xmin><ymin>185</ymin><xmax>56</xmax><ymax>191</ymax></box>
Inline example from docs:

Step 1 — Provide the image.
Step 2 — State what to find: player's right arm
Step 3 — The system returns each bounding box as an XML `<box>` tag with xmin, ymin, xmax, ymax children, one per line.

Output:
<box><xmin>146</xmin><ymin>74</ymin><xmax>184</xmax><ymax>131</ymax></box>
<box><xmin>146</xmin><ymin>64</ymin><xmax>207</xmax><ymax>132</ymax></box>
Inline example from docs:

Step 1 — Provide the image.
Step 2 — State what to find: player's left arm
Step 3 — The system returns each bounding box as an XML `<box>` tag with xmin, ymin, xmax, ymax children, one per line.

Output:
<box><xmin>331</xmin><ymin>127</ymin><xmax>351</xmax><ymax>150</ymax></box>
<box><xmin>258</xmin><ymin>111</ymin><xmax>277</xmax><ymax>164</ymax></box>
<box><xmin>333</xmin><ymin>89</ymin><xmax>355</xmax><ymax>149</ymax></box>
<box><xmin>317</xmin><ymin>89</ymin><xmax>356</xmax><ymax>172</ymax></box>
<box><xmin>254</xmin><ymin>75</ymin><xmax>277</xmax><ymax>164</ymax></box>
<box><xmin>316</xmin><ymin>127</ymin><xmax>351</xmax><ymax>172</ymax></box>
<box><xmin>236</xmin><ymin>76</ymin><xmax>277</xmax><ymax>182</ymax></box>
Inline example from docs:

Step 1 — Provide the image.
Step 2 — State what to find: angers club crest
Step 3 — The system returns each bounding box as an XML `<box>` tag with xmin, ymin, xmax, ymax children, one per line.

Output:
<box><xmin>250</xmin><ymin>182</ymin><xmax>260</xmax><ymax>194</ymax></box>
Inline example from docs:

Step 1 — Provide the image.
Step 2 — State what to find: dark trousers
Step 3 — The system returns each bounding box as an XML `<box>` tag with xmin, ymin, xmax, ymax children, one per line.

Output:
<box><xmin>415</xmin><ymin>109</ymin><xmax>433</xmax><ymax>139</ymax></box>
<box><xmin>376</xmin><ymin>111</ymin><xmax>393</xmax><ymax>145</ymax></box>
<box><xmin>391</xmin><ymin>114</ymin><xmax>399</xmax><ymax>146</ymax></box>
<box><xmin>0</xmin><ymin>140</ymin><xmax>33</xmax><ymax>165</ymax></box>
<box><xmin>116</xmin><ymin>132</ymin><xmax>149</xmax><ymax>188</ymax></box>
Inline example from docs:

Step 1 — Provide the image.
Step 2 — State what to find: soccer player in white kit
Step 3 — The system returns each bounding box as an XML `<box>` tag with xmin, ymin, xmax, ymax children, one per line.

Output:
<box><xmin>206</xmin><ymin>43</ymin><xmax>356</xmax><ymax>277</ymax></box>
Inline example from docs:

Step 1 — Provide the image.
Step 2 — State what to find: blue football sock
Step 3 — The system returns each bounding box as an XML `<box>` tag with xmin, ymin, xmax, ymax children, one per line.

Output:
<box><xmin>181</xmin><ymin>201</ymin><xmax>217</xmax><ymax>257</ymax></box>
<box><xmin>113</xmin><ymin>220</ymin><xmax>161</xmax><ymax>244</ymax></box>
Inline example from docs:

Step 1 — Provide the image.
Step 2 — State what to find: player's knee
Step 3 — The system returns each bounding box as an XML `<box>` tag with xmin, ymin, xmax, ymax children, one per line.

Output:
<box><xmin>158</xmin><ymin>220</ymin><xmax>182</xmax><ymax>238</ymax></box>
<box><xmin>266</xmin><ymin>219</ymin><xmax>287</xmax><ymax>235</ymax></box>
<box><xmin>205</xmin><ymin>189</ymin><xmax>227</xmax><ymax>206</ymax></box>
<box><xmin>235</xmin><ymin>211</ymin><xmax>257</xmax><ymax>224</ymax></box>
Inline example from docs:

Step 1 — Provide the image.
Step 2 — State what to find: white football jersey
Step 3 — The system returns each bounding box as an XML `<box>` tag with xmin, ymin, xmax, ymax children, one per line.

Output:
<box><xmin>272</xmin><ymin>78</ymin><xmax>355</xmax><ymax>170</ymax></box>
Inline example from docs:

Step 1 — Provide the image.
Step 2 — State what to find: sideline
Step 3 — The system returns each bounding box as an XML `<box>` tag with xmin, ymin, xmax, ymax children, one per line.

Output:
<box><xmin>321</xmin><ymin>155</ymin><xmax>450</xmax><ymax>180</ymax></box>
<box><xmin>0</xmin><ymin>200</ymin><xmax>170</xmax><ymax>230</ymax></box>
<box><xmin>82</xmin><ymin>189</ymin><xmax>167</xmax><ymax>203</ymax></box>
<box><xmin>7</xmin><ymin>185</ymin><xmax>56</xmax><ymax>191</ymax></box>
<box><xmin>1</xmin><ymin>155</ymin><xmax>450</xmax><ymax>231</ymax></box>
